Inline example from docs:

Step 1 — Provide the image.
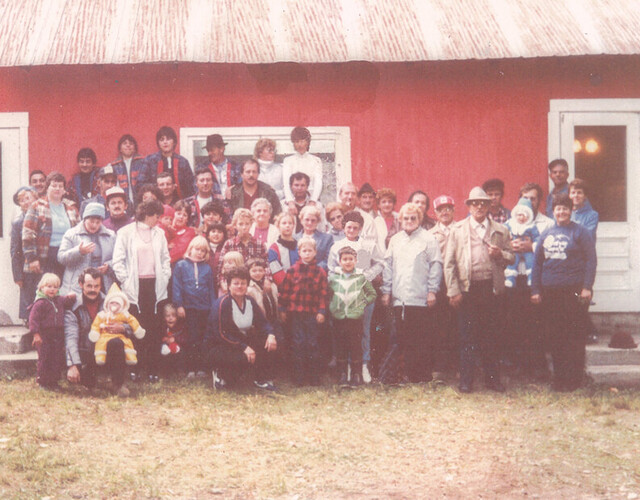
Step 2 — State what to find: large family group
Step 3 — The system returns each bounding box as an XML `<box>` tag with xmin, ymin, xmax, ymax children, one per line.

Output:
<box><xmin>10</xmin><ymin>126</ymin><xmax>598</xmax><ymax>397</ymax></box>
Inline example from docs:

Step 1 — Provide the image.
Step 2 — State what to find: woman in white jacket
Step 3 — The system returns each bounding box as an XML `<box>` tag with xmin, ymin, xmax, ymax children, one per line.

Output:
<box><xmin>112</xmin><ymin>199</ymin><xmax>171</xmax><ymax>381</ymax></box>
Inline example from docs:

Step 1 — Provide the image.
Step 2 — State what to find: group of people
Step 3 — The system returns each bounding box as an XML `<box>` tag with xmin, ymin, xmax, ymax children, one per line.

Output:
<box><xmin>11</xmin><ymin>126</ymin><xmax>598</xmax><ymax>396</ymax></box>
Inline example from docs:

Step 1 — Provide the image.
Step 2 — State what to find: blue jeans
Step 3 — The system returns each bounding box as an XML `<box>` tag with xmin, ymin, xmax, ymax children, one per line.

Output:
<box><xmin>290</xmin><ymin>312</ymin><xmax>320</xmax><ymax>385</ymax></box>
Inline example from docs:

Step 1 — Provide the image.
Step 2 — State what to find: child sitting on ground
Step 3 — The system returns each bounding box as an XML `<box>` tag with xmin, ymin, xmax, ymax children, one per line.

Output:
<box><xmin>161</xmin><ymin>303</ymin><xmax>185</xmax><ymax>356</ymax></box>
<box><xmin>328</xmin><ymin>247</ymin><xmax>377</xmax><ymax>387</ymax></box>
<box><xmin>89</xmin><ymin>283</ymin><xmax>145</xmax><ymax>366</ymax></box>
<box><xmin>504</xmin><ymin>198</ymin><xmax>540</xmax><ymax>288</ymax></box>
<box><xmin>28</xmin><ymin>273</ymin><xmax>76</xmax><ymax>390</ymax></box>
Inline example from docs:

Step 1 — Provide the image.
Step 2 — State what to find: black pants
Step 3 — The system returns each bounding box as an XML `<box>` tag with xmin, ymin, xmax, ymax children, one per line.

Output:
<box><xmin>458</xmin><ymin>280</ymin><xmax>500</xmax><ymax>388</ymax></box>
<box><xmin>542</xmin><ymin>287</ymin><xmax>587</xmax><ymax>390</ymax></box>
<box><xmin>208</xmin><ymin>330</ymin><xmax>276</xmax><ymax>384</ymax></box>
<box><xmin>334</xmin><ymin>318</ymin><xmax>363</xmax><ymax>378</ymax></box>
<box><xmin>130</xmin><ymin>278</ymin><xmax>160</xmax><ymax>377</ymax></box>
<box><xmin>79</xmin><ymin>338</ymin><xmax>126</xmax><ymax>388</ymax></box>
<box><xmin>394</xmin><ymin>305</ymin><xmax>433</xmax><ymax>383</ymax></box>
<box><xmin>185</xmin><ymin>308</ymin><xmax>209</xmax><ymax>373</ymax></box>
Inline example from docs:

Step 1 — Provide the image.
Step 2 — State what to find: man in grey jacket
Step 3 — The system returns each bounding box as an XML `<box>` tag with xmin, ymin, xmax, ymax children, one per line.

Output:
<box><xmin>65</xmin><ymin>268</ymin><xmax>131</xmax><ymax>397</ymax></box>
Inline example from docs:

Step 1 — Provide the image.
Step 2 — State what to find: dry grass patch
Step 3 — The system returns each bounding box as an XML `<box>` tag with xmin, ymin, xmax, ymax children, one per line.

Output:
<box><xmin>0</xmin><ymin>378</ymin><xmax>639</xmax><ymax>499</ymax></box>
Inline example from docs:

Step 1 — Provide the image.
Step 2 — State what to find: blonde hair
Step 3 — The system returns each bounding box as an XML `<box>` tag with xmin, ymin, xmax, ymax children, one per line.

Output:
<box><xmin>185</xmin><ymin>235</ymin><xmax>210</xmax><ymax>260</ymax></box>
<box><xmin>274</xmin><ymin>211</ymin><xmax>296</xmax><ymax>228</ymax></box>
<box><xmin>222</xmin><ymin>251</ymin><xmax>244</xmax><ymax>268</ymax></box>
<box><xmin>37</xmin><ymin>272</ymin><xmax>60</xmax><ymax>290</ymax></box>
<box><xmin>297</xmin><ymin>236</ymin><xmax>317</xmax><ymax>251</ymax></box>
<box><xmin>163</xmin><ymin>302</ymin><xmax>178</xmax><ymax>317</ymax></box>
<box><xmin>231</xmin><ymin>208</ymin><xmax>253</xmax><ymax>226</ymax></box>
<box><xmin>299</xmin><ymin>205</ymin><xmax>321</xmax><ymax>222</ymax></box>
<box><xmin>325</xmin><ymin>202</ymin><xmax>345</xmax><ymax>219</ymax></box>
<box><xmin>398</xmin><ymin>202</ymin><xmax>424</xmax><ymax>224</ymax></box>
<box><xmin>253</xmin><ymin>138</ymin><xmax>277</xmax><ymax>159</ymax></box>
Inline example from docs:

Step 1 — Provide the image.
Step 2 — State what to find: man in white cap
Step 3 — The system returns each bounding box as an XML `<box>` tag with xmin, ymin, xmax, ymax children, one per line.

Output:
<box><xmin>428</xmin><ymin>195</ymin><xmax>458</xmax><ymax>379</ymax></box>
<box><xmin>58</xmin><ymin>202</ymin><xmax>117</xmax><ymax>295</ymax></box>
<box><xmin>80</xmin><ymin>166</ymin><xmax>118</xmax><ymax>218</ymax></box>
<box><xmin>103</xmin><ymin>186</ymin><xmax>134</xmax><ymax>233</ymax></box>
<box><xmin>444</xmin><ymin>187</ymin><xmax>514</xmax><ymax>393</ymax></box>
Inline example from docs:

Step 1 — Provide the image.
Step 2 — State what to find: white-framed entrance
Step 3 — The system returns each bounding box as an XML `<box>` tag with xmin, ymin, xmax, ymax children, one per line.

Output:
<box><xmin>549</xmin><ymin>99</ymin><xmax>640</xmax><ymax>312</ymax></box>
<box><xmin>0</xmin><ymin>112</ymin><xmax>30</xmax><ymax>324</ymax></box>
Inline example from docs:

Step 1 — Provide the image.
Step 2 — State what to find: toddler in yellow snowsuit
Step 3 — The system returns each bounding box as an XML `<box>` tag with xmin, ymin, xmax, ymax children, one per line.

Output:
<box><xmin>88</xmin><ymin>283</ymin><xmax>145</xmax><ymax>366</ymax></box>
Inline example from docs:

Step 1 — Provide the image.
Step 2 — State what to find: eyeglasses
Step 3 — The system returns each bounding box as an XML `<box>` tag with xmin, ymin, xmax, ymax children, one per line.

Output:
<box><xmin>436</xmin><ymin>206</ymin><xmax>454</xmax><ymax>212</ymax></box>
<box><xmin>402</xmin><ymin>215</ymin><xmax>418</xmax><ymax>221</ymax></box>
<box><xmin>469</xmin><ymin>200</ymin><xmax>488</xmax><ymax>207</ymax></box>
<box><xmin>264</xmin><ymin>147</ymin><xmax>276</xmax><ymax>153</ymax></box>
<box><xmin>329</xmin><ymin>214</ymin><xmax>343</xmax><ymax>222</ymax></box>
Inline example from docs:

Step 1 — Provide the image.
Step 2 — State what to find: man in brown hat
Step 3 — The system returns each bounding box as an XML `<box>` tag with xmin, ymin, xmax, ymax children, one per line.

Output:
<box><xmin>199</xmin><ymin>134</ymin><xmax>242</xmax><ymax>199</ymax></box>
<box><xmin>444</xmin><ymin>186</ymin><xmax>514</xmax><ymax>393</ymax></box>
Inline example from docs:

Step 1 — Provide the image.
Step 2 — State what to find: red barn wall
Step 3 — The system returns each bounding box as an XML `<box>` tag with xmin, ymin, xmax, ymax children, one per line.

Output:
<box><xmin>1</xmin><ymin>55</ymin><xmax>639</xmax><ymax>212</ymax></box>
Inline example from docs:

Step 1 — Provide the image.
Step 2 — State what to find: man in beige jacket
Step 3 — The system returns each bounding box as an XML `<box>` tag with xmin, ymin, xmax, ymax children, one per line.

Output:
<box><xmin>444</xmin><ymin>187</ymin><xmax>514</xmax><ymax>393</ymax></box>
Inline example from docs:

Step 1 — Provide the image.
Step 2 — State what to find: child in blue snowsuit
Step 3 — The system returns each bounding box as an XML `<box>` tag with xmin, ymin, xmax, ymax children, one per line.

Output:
<box><xmin>504</xmin><ymin>198</ymin><xmax>540</xmax><ymax>288</ymax></box>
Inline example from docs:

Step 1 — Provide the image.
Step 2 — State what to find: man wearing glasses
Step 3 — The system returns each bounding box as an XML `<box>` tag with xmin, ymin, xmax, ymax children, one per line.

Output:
<box><xmin>444</xmin><ymin>187</ymin><xmax>514</xmax><ymax>394</ymax></box>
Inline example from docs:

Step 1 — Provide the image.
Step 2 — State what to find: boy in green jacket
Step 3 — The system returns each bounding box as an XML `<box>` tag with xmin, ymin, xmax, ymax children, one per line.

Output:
<box><xmin>328</xmin><ymin>247</ymin><xmax>377</xmax><ymax>387</ymax></box>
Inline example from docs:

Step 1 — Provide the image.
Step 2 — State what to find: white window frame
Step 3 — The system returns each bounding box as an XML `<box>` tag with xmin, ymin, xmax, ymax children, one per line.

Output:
<box><xmin>179</xmin><ymin>126</ymin><xmax>351</xmax><ymax>200</ymax></box>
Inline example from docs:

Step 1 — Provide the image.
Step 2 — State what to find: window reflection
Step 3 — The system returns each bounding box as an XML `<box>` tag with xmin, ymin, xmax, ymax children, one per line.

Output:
<box><xmin>574</xmin><ymin>126</ymin><xmax>626</xmax><ymax>222</ymax></box>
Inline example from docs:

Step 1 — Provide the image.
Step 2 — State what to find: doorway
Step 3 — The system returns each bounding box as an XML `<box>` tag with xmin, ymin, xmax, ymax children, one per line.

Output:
<box><xmin>0</xmin><ymin>113</ymin><xmax>30</xmax><ymax>324</ymax></box>
<box><xmin>549</xmin><ymin>100</ymin><xmax>640</xmax><ymax>312</ymax></box>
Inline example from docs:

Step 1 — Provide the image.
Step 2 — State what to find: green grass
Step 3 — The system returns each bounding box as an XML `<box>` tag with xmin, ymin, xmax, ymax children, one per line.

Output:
<box><xmin>0</xmin><ymin>378</ymin><xmax>639</xmax><ymax>498</ymax></box>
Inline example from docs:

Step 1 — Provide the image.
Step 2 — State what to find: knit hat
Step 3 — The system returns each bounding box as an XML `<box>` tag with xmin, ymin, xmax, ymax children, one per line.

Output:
<box><xmin>103</xmin><ymin>283</ymin><xmax>130</xmax><ymax>314</ymax></box>
<box><xmin>13</xmin><ymin>186</ymin><xmax>36</xmax><ymax>206</ymax></box>
<box><xmin>83</xmin><ymin>202</ymin><xmax>106</xmax><ymax>220</ymax></box>
<box><xmin>511</xmin><ymin>198</ymin><xmax>534</xmax><ymax>224</ymax></box>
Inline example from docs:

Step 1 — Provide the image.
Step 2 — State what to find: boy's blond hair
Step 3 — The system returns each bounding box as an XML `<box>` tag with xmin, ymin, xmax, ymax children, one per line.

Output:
<box><xmin>231</xmin><ymin>208</ymin><xmax>253</xmax><ymax>226</ymax></box>
<box><xmin>297</xmin><ymin>236</ymin><xmax>317</xmax><ymax>251</ymax></box>
<box><xmin>37</xmin><ymin>273</ymin><xmax>60</xmax><ymax>290</ymax></box>
<box><xmin>222</xmin><ymin>251</ymin><xmax>244</xmax><ymax>268</ymax></box>
<box><xmin>184</xmin><ymin>235</ymin><xmax>210</xmax><ymax>260</ymax></box>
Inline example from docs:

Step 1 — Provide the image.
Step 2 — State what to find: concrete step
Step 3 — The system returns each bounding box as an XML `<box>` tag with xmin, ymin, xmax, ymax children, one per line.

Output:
<box><xmin>587</xmin><ymin>365</ymin><xmax>640</xmax><ymax>387</ymax></box>
<box><xmin>0</xmin><ymin>351</ymin><xmax>37</xmax><ymax>361</ymax></box>
<box><xmin>586</xmin><ymin>345</ymin><xmax>640</xmax><ymax>366</ymax></box>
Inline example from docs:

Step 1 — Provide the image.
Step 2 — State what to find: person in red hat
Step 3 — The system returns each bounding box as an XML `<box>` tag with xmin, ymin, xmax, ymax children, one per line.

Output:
<box><xmin>428</xmin><ymin>195</ymin><xmax>458</xmax><ymax>379</ymax></box>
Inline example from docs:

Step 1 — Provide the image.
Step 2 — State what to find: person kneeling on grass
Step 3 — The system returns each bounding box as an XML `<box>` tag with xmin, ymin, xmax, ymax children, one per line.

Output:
<box><xmin>205</xmin><ymin>267</ymin><xmax>279</xmax><ymax>391</ymax></box>
<box><xmin>328</xmin><ymin>246</ymin><xmax>377</xmax><ymax>387</ymax></box>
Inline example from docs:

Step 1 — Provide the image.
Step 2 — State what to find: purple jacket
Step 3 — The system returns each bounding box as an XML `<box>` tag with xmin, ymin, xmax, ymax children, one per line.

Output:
<box><xmin>29</xmin><ymin>294</ymin><xmax>75</xmax><ymax>339</ymax></box>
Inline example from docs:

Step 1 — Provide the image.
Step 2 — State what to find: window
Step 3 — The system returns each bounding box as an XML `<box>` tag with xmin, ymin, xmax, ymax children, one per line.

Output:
<box><xmin>179</xmin><ymin>126</ymin><xmax>351</xmax><ymax>205</ymax></box>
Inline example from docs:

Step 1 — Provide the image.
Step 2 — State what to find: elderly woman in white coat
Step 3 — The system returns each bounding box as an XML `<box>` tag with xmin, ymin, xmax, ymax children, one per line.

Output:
<box><xmin>381</xmin><ymin>202</ymin><xmax>442</xmax><ymax>383</ymax></box>
<box><xmin>57</xmin><ymin>203</ymin><xmax>116</xmax><ymax>295</ymax></box>
<box><xmin>112</xmin><ymin>199</ymin><xmax>171</xmax><ymax>382</ymax></box>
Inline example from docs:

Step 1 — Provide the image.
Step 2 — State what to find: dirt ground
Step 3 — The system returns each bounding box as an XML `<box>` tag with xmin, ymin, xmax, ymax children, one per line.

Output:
<box><xmin>1</xmin><ymin>377</ymin><xmax>639</xmax><ymax>499</ymax></box>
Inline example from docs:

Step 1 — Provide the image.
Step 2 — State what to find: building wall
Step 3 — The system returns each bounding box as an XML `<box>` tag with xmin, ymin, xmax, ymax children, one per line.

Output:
<box><xmin>1</xmin><ymin>55</ymin><xmax>639</xmax><ymax>210</ymax></box>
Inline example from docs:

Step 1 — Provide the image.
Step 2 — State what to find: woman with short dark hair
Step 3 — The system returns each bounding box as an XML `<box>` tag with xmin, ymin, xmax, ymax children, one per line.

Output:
<box><xmin>531</xmin><ymin>193</ymin><xmax>597</xmax><ymax>391</ymax></box>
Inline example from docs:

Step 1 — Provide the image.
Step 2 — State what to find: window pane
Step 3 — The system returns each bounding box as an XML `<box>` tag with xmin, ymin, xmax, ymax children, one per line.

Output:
<box><xmin>574</xmin><ymin>126</ymin><xmax>626</xmax><ymax>222</ymax></box>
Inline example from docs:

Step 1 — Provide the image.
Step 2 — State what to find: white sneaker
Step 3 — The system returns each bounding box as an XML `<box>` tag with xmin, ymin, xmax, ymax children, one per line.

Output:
<box><xmin>212</xmin><ymin>371</ymin><xmax>226</xmax><ymax>390</ymax></box>
<box><xmin>186</xmin><ymin>371</ymin><xmax>196</xmax><ymax>379</ymax></box>
<box><xmin>196</xmin><ymin>371</ymin><xmax>206</xmax><ymax>378</ymax></box>
<box><xmin>362</xmin><ymin>363</ymin><xmax>372</xmax><ymax>384</ymax></box>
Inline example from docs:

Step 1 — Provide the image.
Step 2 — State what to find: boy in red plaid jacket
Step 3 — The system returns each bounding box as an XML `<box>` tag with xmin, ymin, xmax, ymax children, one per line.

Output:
<box><xmin>279</xmin><ymin>237</ymin><xmax>328</xmax><ymax>386</ymax></box>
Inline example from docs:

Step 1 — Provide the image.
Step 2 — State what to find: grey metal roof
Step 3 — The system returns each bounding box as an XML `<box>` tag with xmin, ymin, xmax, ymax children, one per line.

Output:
<box><xmin>1</xmin><ymin>0</ymin><xmax>638</xmax><ymax>67</ymax></box>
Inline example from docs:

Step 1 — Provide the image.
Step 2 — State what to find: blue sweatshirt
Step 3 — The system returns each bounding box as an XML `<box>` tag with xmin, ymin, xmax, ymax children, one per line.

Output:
<box><xmin>172</xmin><ymin>258</ymin><xmax>215</xmax><ymax>310</ymax></box>
<box><xmin>531</xmin><ymin>222</ymin><xmax>597</xmax><ymax>296</ymax></box>
<box><xmin>571</xmin><ymin>199</ymin><xmax>599</xmax><ymax>240</ymax></box>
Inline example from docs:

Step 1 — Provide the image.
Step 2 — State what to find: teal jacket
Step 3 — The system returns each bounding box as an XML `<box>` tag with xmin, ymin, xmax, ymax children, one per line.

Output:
<box><xmin>328</xmin><ymin>271</ymin><xmax>377</xmax><ymax>320</ymax></box>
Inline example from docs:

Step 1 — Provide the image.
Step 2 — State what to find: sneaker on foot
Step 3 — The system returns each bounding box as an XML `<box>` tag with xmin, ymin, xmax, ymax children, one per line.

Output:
<box><xmin>212</xmin><ymin>371</ymin><xmax>226</xmax><ymax>390</ymax></box>
<box><xmin>186</xmin><ymin>371</ymin><xmax>196</xmax><ymax>379</ymax></box>
<box><xmin>196</xmin><ymin>371</ymin><xmax>207</xmax><ymax>378</ymax></box>
<box><xmin>254</xmin><ymin>380</ymin><xmax>278</xmax><ymax>392</ymax></box>
<box><xmin>148</xmin><ymin>374</ymin><xmax>159</xmax><ymax>383</ymax></box>
<box><xmin>362</xmin><ymin>364</ymin><xmax>372</xmax><ymax>384</ymax></box>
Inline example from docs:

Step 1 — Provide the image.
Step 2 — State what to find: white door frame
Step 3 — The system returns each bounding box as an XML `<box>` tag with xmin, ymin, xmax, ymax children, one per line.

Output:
<box><xmin>549</xmin><ymin>99</ymin><xmax>640</xmax><ymax>312</ymax></box>
<box><xmin>0</xmin><ymin>112</ymin><xmax>30</xmax><ymax>324</ymax></box>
